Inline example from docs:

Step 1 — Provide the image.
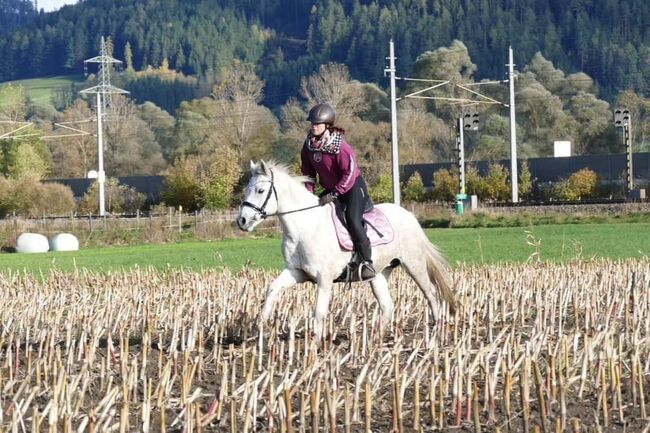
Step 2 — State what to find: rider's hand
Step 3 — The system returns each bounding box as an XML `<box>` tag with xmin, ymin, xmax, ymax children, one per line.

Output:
<box><xmin>318</xmin><ymin>192</ymin><xmax>337</xmax><ymax>206</ymax></box>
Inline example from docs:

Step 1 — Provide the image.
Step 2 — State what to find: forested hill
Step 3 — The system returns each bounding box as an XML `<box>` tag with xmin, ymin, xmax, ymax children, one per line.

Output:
<box><xmin>1</xmin><ymin>0</ymin><xmax>649</xmax><ymax>103</ymax></box>
<box><xmin>0</xmin><ymin>0</ymin><xmax>37</xmax><ymax>34</ymax></box>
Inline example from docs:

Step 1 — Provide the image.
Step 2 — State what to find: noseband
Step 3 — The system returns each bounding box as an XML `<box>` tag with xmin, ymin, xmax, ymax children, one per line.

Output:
<box><xmin>241</xmin><ymin>170</ymin><xmax>279</xmax><ymax>220</ymax></box>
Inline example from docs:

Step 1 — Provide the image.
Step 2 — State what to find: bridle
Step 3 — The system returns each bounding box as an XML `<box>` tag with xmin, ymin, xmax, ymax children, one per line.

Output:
<box><xmin>240</xmin><ymin>169</ymin><xmax>321</xmax><ymax>220</ymax></box>
<box><xmin>241</xmin><ymin>169</ymin><xmax>279</xmax><ymax>220</ymax></box>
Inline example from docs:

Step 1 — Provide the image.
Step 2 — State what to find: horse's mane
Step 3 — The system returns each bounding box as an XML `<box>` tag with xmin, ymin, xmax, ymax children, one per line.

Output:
<box><xmin>261</xmin><ymin>160</ymin><xmax>313</xmax><ymax>188</ymax></box>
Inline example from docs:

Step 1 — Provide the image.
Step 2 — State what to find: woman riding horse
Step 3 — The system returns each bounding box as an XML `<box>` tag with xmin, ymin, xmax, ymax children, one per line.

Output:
<box><xmin>300</xmin><ymin>102</ymin><xmax>376</xmax><ymax>280</ymax></box>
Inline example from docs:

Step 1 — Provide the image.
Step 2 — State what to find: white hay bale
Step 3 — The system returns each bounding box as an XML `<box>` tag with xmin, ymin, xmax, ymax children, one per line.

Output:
<box><xmin>49</xmin><ymin>233</ymin><xmax>79</xmax><ymax>252</ymax></box>
<box><xmin>16</xmin><ymin>233</ymin><xmax>50</xmax><ymax>254</ymax></box>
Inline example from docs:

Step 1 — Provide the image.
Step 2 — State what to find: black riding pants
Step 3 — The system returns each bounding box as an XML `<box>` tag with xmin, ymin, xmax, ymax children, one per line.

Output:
<box><xmin>336</xmin><ymin>176</ymin><xmax>372</xmax><ymax>262</ymax></box>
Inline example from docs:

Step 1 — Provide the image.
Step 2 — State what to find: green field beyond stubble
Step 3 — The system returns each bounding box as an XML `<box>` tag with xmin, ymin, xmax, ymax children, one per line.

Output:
<box><xmin>1</xmin><ymin>223</ymin><xmax>648</xmax><ymax>274</ymax></box>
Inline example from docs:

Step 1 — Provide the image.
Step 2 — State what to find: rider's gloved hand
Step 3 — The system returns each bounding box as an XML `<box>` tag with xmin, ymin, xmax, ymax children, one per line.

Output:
<box><xmin>318</xmin><ymin>192</ymin><xmax>337</xmax><ymax>206</ymax></box>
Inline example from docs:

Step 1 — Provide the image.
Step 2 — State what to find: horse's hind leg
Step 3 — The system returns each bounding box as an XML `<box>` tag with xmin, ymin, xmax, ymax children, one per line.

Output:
<box><xmin>370</xmin><ymin>268</ymin><xmax>395</xmax><ymax>325</ymax></box>
<box><xmin>401</xmin><ymin>259</ymin><xmax>444</xmax><ymax>322</ymax></box>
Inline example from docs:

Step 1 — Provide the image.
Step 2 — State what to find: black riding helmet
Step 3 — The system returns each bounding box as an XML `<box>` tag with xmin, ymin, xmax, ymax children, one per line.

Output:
<box><xmin>307</xmin><ymin>103</ymin><xmax>336</xmax><ymax>125</ymax></box>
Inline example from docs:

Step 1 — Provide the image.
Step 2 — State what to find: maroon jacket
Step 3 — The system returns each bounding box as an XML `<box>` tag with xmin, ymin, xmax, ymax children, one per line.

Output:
<box><xmin>300</xmin><ymin>138</ymin><xmax>360</xmax><ymax>196</ymax></box>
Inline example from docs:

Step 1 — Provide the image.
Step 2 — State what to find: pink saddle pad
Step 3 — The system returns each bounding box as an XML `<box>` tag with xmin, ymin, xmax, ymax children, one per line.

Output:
<box><xmin>330</xmin><ymin>204</ymin><xmax>394</xmax><ymax>251</ymax></box>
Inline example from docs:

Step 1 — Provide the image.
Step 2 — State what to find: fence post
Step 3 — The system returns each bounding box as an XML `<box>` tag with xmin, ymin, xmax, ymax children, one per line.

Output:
<box><xmin>13</xmin><ymin>211</ymin><xmax>17</xmax><ymax>242</ymax></box>
<box><xmin>194</xmin><ymin>210</ymin><xmax>198</xmax><ymax>235</ymax></box>
<box><xmin>136</xmin><ymin>209</ymin><xmax>140</xmax><ymax>230</ymax></box>
<box><xmin>178</xmin><ymin>206</ymin><xmax>182</xmax><ymax>233</ymax></box>
<box><xmin>168</xmin><ymin>207</ymin><xmax>173</xmax><ymax>229</ymax></box>
<box><xmin>88</xmin><ymin>213</ymin><xmax>93</xmax><ymax>232</ymax></box>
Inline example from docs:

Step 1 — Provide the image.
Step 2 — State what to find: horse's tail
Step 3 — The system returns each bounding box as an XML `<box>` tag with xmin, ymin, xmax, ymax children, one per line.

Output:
<box><xmin>424</xmin><ymin>239</ymin><xmax>457</xmax><ymax>315</ymax></box>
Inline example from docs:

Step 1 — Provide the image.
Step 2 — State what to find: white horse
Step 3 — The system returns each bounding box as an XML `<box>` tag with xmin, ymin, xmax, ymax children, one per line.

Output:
<box><xmin>236</xmin><ymin>160</ymin><xmax>456</xmax><ymax>339</ymax></box>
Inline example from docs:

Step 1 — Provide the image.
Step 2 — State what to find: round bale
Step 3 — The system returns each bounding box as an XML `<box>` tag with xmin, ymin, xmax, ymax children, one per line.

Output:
<box><xmin>49</xmin><ymin>233</ymin><xmax>80</xmax><ymax>252</ymax></box>
<box><xmin>16</xmin><ymin>233</ymin><xmax>50</xmax><ymax>254</ymax></box>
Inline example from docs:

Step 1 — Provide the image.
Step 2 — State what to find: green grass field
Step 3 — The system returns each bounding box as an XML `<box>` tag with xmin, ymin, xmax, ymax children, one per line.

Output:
<box><xmin>2</xmin><ymin>75</ymin><xmax>85</xmax><ymax>105</ymax></box>
<box><xmin>1</xmin><ymin>223</ymin><xmax>648</xmax><ymax>275</ymax></box>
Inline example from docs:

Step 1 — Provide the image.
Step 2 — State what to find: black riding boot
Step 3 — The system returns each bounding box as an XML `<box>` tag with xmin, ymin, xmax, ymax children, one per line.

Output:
<box><xmin>357</xmin><ymin>240</ymin><xmax>376</xmax><ymax>280</ymax></box>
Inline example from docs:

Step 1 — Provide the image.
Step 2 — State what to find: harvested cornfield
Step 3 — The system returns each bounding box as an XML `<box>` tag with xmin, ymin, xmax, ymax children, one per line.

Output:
<box><xmin>0</xmin><ymin>259</ymin><xmax>648</xmax><ymax>432</ymax></box>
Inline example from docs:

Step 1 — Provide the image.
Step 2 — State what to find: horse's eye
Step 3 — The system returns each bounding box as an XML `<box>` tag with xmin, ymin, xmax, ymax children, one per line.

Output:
<box><xmin>257</xmin><ymin>188</ymin><xmax>265</xmax><ymax>194</ymax></box>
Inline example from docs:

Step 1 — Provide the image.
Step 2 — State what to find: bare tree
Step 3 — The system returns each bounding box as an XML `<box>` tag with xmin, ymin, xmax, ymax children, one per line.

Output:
<box><xmin>211</xmin><ymin>61</ymin><xmax>266</xmax><ymax>161</ymax></box>
<box><xmin>300</xmin><ymin>63</ymin><xmax>367</xmax><ymax>120</ymax></box>
<box><xmin>103</xmin><ymin>95</ymin><xmax>166</xmax><ymax>176</ymax></box>
<box><xmin>49</xmin><ymin>99</ymin><xmax>97</xmax><ymax>178</ymax></box>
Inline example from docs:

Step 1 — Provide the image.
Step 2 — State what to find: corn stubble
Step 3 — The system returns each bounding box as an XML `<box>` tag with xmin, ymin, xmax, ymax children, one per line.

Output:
<box><xmin>0</xmin><ymin>259</ymin><xmax>648</xmax><ymax>432</ymax></box>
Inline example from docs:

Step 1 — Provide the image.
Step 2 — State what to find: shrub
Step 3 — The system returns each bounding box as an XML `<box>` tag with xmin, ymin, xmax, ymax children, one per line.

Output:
<box><xmin>201</xmin><ymin>147</ymin><xmax>241</xmax><ymax>210</ymax></box>
<box><xmin>465</xmin><ymin>165</ymin><xmax>487</xmax><ymax>199</ymax></box>
<box><xmin>32</xmin><ymin>182</ymin><xmax>76</xmax><ymax>216</ymax></box>
<box><xmin>0</xmin><ymin>177</ymin><xmax>15</xmax><ymax>218</ymax></box>
<box><xmin>161</xmin><ymin>157</ymin><xmax>203</xmax><ymax>211</ymax></box>
<box><xmin>484</xmin><ymin>163</ymin><xmax>511</xmax><ymax>201</ymax></box>
<box><xmin>553</xmin><ymin>168</ymin><xmax>598</xmax><ymax>200</ymax></box>
<box><xmin>78</xmin><ymin>178</ymin><xmax>146</xmax><ymax>214</ymax></box>
<box><xmin>0</xmin><ymin>176</ymin><xmax>75</xmax><ymax>217</ymax></box>
<box><xmin>519</xmin><ymin>160</ymin><xmax>533</xmax><ymax>199</ymax></box>
<box><xmin>432</xmin><ymin>167</ymin><xmax>459</xmax><ymax>203</ymax></box>
<box><xmin>370</xmin><ymin>174</ymin><xmax>393</xmax><ymax>203</ymax></box>
<box><xmin>402</xmin><ymin>171</ymin><xmax>426</xmax><ymax>202</ymax></box>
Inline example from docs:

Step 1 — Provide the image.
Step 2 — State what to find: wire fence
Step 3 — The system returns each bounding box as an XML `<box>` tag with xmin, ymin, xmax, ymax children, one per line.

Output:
<box><xmin>0</xmin><ymin>203</ymin><xmax>452</xmax><ymax>249</ymax></box>
<box><xmin>0</xmin><ymin>208</ymin><xmax>280</xmax><ymax>249</ymax></box>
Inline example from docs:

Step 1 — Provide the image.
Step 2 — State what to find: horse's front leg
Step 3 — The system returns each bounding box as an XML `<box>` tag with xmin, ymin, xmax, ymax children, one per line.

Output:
<box><xmin>260</xmin><ymin>267</ymin><xmax>306</xmax><ymax>323</ymax></box>
<box><xmin>313</xmin><ymin>280</ymin><xmax>333</xmax><ymax>341</ymax></box>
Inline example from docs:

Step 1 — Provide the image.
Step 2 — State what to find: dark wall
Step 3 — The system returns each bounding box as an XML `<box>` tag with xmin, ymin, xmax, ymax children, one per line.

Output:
<box><xmin>403</xmin><ymin>153</ymin><xmax>650</xmax><ymax>188</ymax></box>
<box><xmin>47</xmin><ymin>175</ymin><xmax>165</xmax><ymax>202</ymax></box>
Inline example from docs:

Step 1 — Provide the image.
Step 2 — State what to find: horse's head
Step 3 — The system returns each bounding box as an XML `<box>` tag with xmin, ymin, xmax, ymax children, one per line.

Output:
<box><xmin>236</xmin><ymin>160</ymin><xmax>278</xmax><ymax>231</ymax></box>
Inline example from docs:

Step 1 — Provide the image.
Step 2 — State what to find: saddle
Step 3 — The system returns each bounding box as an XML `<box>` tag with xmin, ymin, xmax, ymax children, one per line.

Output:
<box><xmin>329</xmin><ymin>202</ymin><xmax>394</xmax><ymax>251</ymax></box>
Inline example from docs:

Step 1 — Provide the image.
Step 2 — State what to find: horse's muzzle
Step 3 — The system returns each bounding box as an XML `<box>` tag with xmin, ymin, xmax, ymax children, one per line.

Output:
<box><xmin>236</xmin><ymin>216</ymin><xmax>247</xmax><ymax>231</ymax></box>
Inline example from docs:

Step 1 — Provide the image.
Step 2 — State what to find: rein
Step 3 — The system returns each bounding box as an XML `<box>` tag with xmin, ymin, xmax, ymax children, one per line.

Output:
<box><xmin>241</xmin><ymin>168</ymin><xmax>321</xmax><ymax>219</ymax></box>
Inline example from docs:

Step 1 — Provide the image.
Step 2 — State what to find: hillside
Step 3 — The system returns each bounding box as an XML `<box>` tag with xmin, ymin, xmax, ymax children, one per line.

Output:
<box><xmin>0</xmin><ymin>0</ymin><xmax>648</xmax><ymax>104</ymax></box>
<box><xmin>3</xmin><ymin>74</ymin><xmax>84</xmax><ymax>106</ymax></box>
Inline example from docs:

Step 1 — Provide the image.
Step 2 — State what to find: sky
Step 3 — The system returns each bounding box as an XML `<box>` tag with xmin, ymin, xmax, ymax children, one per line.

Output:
<box><xmin>37</xmin><ymin>0</ymin><xmax>78</xmax><ymax>12</ymax></box>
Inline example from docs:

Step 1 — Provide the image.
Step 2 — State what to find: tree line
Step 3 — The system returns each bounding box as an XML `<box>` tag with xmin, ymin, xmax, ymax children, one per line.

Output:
<box><xmin>0</xmin><ymin>0</ymin><xmax>649</xmax><ymax>105</ymax></box>
<box><xmin>1</xmin><ymin>40</ymin><xmax>649</xmax><ymax>216</ymax></box>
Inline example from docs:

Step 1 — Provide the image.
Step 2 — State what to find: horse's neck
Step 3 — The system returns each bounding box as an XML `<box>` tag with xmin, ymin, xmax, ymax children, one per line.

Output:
<box><xmin>276</xmin><ymin>176</ymin><xmax>322</xmax><ymax>237</ymax></box>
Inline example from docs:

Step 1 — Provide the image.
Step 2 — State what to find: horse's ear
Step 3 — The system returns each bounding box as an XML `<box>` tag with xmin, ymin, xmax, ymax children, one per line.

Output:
<box><xmin>260</xmin><ymin>160</ymin><xmax>271</xmax><ymax>176</ymax></box>
<box><xmin>249</xmin><ymin>160</ymin><xmax>258</xmax><ymax>172</ymax></box>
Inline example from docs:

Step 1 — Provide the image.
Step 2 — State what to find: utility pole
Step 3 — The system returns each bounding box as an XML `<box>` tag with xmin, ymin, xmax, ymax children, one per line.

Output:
<box><xmin>507</xmin><ymin>46</ymin><xmax>519</xmax><ymax>203</ymax></box>
<box><xmin>386</xmin><ymin>41</ymin><xmax>505</xmax><ymax>209</ymax></box>
<box><xmin>614</xmin><ymin>108</ymin><xmax>633</xmax><ymax>193</ymax></box>
<box><xmin>80</xmin><ymin>36</ymin><xmax>128</xmax><ymax>217</ymax></box>
<box><xmin>385</xmin><ymin>38</ymin><xmax>400</xmax><ymax>206</ymax></box>
<box><xmin>457</xmin><ymin>118</ymin><xmax>465</xmax><ymax>194</ymax></box>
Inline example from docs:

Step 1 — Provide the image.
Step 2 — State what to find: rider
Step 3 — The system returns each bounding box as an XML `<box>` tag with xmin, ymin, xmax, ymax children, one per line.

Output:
<box><xmin>300</xmin><ymin>102</ymin><xmax>376</xmax><ymax>280</ymax></box>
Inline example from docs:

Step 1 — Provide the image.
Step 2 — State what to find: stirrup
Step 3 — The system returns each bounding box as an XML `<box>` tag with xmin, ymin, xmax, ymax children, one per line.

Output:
<box><xmin>358</xmin><ymin>261</ymin><xmax>376</xmax><ymax>281</ymax></box>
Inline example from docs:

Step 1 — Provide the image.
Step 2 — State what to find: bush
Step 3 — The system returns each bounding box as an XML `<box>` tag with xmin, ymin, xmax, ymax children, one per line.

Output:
<box><xmin>402</xmin><ymin>171</ymin><xmax>426</xmax><ymax>202</ymax></box>
<box><xmin>465</xmin><ymin>165</ymin><xmax>487</xmax><ymax>199</ymax></box>
<box><xmin>161</xmin><ymin>157</ymin><xmax>203</xmax><ymax>211</ymax></box>
<box><xmin>78</xmin><ymin>178</ymin><xmax>146</xmax><ymax>214</ymax></box>
<box><xmin>552</xmin><ymin>168</ymin><xmax>598</xmax><ymax>200</ymax></box>
<box><xmin>519</xmin><ymin>160</ymin><xmax>533</xmax><ymax>199</ymax></box>
<box><xmin>0</xmin><ymin>176</ymin><xmax>76</xmax><ymax>217</ymax></box>
<box><xmin>484</xmin><ymin>163</ymin><xmax>511</xmax><ymax>201</ymax></box>
<box><xmin>33</xmin><ymin>182</ymin><xmax>76</xmax><ymax>216</ymax></box>
<box><xmin>201</xmin><ymin>147</ymin><xmax>241</xmax><ymax>210</ymax></box>
<box><xmin>432</xmin><ymin>167</ymin><xmax>459</xmax><ymax>203</ymax></box>
<box><xmin>370</xmin><ymin>174</ymin><xmax>393</xmax><ymax>203</ymax></box>
<box><xmin>0</xmin><ymin>177</ymin><xmax>15</xmax><ymax>218</ymax></box>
